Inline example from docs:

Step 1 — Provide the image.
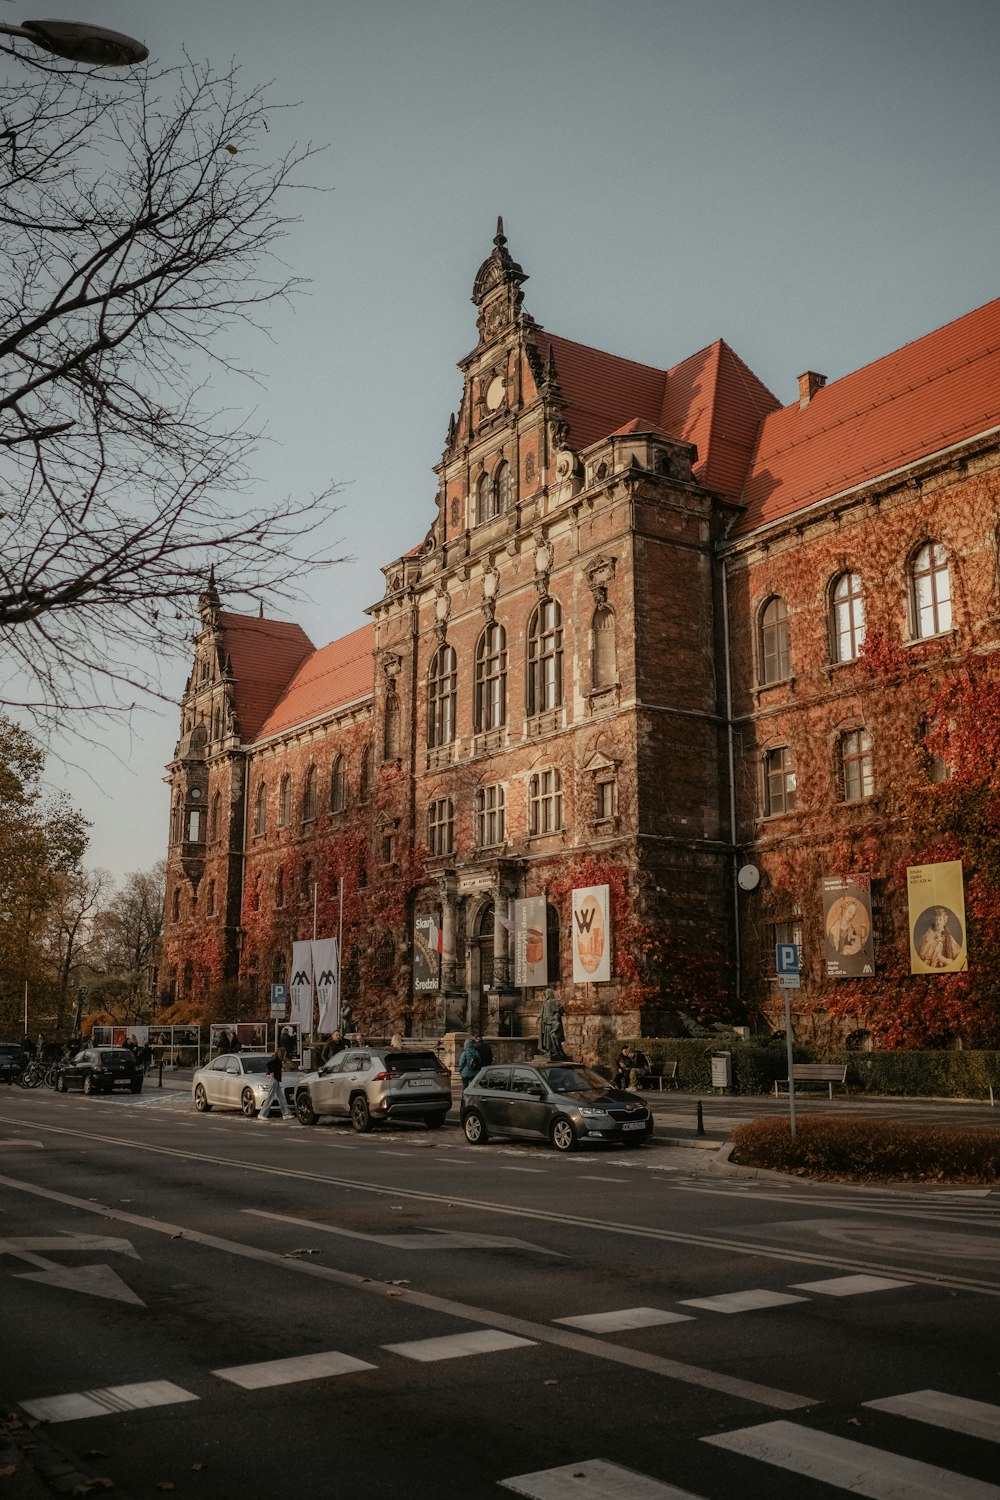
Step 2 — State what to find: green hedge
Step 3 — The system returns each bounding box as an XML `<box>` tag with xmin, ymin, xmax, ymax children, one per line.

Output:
<box><xmin>731</xmin><ymin>1115</ymin><xmax>1000</xmax><ymax>1183</ymax></box>
<box><xmin>611</xmin><ymin>1039</ymin><xmax>1000</xmax><ymax>1099</ymax></box>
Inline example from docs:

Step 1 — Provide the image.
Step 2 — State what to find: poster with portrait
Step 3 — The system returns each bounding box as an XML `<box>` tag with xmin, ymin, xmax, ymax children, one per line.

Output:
<box><xmin>275</xmin><ymin>1021</ymin><xmax>301</xmax><ymax>1059</ymax></box>
<box><xmin>908</xmin><ymin>860</ymin><xmax>968</xmax><ymax>974</ymax></box>
<box><xmin>413</xmin><ymin>914</ymin><xmax>442</xmax><ymax>994</ymax></box>
<box><xmin>236</xmin><ymin>1021</ymin><xmax>268</xmax><ymax>1051</ymax></box>
<box><xmin>172</xmin><ymin>1026</ymin><xmax>200</xmax><ymax>1049</ymax></box>
<box><xmin>572</xmin><ymin>885</ymin><xmax>611</xmax><ymax>984</ymax></box>
<box><xmin>148</xmin><ymin>1027</ymin><xmax>172</xmax><ymax>1049</ymax></box>
<box><xmin>513</xmin><ymin>896</ymin><xmax>547</xmax><ymax>987</ymax></box>
<box><xmin>822</xmin><ymin>875</ymin><xmax>875</xmax><ymax>978</ymax></box>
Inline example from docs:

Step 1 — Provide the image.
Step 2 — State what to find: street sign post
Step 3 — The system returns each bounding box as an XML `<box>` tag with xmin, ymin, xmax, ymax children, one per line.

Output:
<box><xmin>775</xmin><ymin>944</ymin><xmax>800</xmax><ymax>1138</ymax></box>
<box><xmin>269</xmin><ymin>983</ymin><xmax>287</xmax><ymax>1019</ymax></box>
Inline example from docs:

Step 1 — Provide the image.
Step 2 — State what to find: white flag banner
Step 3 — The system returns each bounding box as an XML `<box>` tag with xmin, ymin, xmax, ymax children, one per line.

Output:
<box><xmin>289</xmin><ymin>940</ymin><xmax>314</xmax><ymax>1035</ymax></box>
<box><xmin>312</xmin><ymin>937</ymin><xmax>340</xmax><ymax>1032</ymax></box>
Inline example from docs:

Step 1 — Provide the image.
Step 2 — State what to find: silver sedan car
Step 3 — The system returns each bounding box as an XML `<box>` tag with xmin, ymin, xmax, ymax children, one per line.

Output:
<box><xmin>192</xmin><ymin>1054</ymin><xmax>294</xmax><ymax>1118</ymax></box>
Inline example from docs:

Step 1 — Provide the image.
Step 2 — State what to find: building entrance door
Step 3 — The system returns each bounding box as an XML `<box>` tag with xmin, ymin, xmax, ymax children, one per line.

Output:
<box><xmin>471</xmin><ymin>900</ymin><xmax>494</xmax><ymax>1033</ymax></box>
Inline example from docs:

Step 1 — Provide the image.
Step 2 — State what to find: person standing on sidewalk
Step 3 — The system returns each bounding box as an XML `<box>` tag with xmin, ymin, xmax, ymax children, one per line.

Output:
<box><xmin>258</xmin><ymin>1047</ymin><xmax>293</xmax><ymax>1122</ymax></box>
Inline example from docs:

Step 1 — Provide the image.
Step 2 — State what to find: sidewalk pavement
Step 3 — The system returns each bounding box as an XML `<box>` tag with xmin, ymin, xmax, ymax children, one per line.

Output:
<box><xmin>0</xmin><ymin>1408</ymin><xmax>138</xmax><ymax>1500</ymax></box>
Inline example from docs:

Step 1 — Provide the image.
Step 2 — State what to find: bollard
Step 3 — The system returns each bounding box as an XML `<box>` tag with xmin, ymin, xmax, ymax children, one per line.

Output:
<box><xmin>157</xmin><ymin>1060</ymin><xmax>163</xmax><ymax>1089</ymax></box>
<box><xmin>696</xmin><ymin>1100</ymin><xmax>706</xmax><ymax>1137</ymax></box>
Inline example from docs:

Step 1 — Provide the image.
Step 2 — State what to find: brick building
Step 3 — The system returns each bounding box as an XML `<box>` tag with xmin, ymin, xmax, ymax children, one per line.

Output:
<box><xmin>161</xmin><ymin>224</ymin><xmax>1000</xmax><ymax>1049</ymax></box>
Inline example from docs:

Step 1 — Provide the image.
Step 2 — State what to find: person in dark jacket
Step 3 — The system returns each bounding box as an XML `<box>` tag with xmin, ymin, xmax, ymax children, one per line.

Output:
<box><xmin>473</xmin><ymin>1034</ymin><xmax>493</xmax><ymax>1068</ymax></box>
<box><xmin>457</xmin><ymin>1037</ymin><xmax>482</xmax><ymax>1089</ymax></box>
<box><xmin>320</xmin><ymin>1030</ymin><xmax>346</xmax><ymax>1066</ymax></box>
<box><xmin>258</xmin><ymin>1048</ymin><xmax>293</xmax><ymax>1122</ymax></box>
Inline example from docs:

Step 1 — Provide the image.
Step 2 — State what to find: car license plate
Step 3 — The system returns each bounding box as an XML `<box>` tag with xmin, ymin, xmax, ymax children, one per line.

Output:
<box><xmin>622</xmin><ymin>1121</ymin><xmax>646</xmax><ymax>1132</ymax></box>
<box><xmin>405</xmin><ymin>1078</ymin><xmax>433</xmax><ymax>1089</ymax></box>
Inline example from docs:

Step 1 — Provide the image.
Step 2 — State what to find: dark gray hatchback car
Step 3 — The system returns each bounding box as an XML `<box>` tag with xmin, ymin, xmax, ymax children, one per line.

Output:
<box><xmin>461</xmin><ymin>1062</ymin><xmax>652</xmax><ymax>1152</ymax></box>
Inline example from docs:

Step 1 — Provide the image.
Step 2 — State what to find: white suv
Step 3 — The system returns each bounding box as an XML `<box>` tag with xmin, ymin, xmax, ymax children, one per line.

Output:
<box><xmin>294</xmin><ymin>1047</ymin><xmax>452</xmax><ymax>1133</ymax></box>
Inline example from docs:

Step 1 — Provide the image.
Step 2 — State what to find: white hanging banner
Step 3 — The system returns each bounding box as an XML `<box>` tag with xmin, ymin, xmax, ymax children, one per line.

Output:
<box><xmin>313</xmin><ymin>936</ymin><xmax>340</xmax><ymax>1032</ymax></box>
<box><xmin>572</xmin><ymin>884</ymin><xmax>611</xmax><ymax>983</ymax></box>
<box><xmin>289</xmin><ymin>940</ymin><xmax>314</xmax><ymax>1036</ymax></box>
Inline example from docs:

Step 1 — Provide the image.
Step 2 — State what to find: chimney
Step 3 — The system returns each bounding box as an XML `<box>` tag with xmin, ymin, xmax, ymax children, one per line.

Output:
<box><xmin>797</xmin><ymin>370</ymin><xmax>827</xmax><ymax>408</ymax></box>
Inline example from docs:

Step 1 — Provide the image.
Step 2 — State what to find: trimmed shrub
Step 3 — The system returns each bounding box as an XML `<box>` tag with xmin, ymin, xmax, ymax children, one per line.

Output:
<box><xmin>732</xmin><ymin>1114</ymin><xmax>1000</xmax><ymax>1183</ymax></box>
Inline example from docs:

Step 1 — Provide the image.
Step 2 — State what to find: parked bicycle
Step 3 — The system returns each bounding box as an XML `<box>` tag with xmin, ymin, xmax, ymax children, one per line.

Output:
<box><xmin>15</xmin><ymin>1057</ymin><xmax>60</xmax><ymax>1088</ymax></box>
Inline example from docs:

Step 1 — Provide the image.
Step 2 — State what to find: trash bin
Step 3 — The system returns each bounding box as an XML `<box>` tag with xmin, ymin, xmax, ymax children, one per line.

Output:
<box><xmin>710</xmin><ymin>1050</ymin><xmax>733</xmax><ymax>1090</ymax></box>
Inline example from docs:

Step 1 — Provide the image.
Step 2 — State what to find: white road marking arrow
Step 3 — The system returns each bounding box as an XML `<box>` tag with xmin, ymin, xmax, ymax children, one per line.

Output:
<box><xmin>0</xmin><ymin>1233</ymin><xmax>144</xmax><ymax>1305</ymax></box>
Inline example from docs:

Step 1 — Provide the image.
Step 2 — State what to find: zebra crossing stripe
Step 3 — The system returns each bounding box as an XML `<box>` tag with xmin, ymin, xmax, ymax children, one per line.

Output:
<box><xmin>865</xmin><ymin>1390</ymin><xmax>1000</xmax><ymax>1443</ymax></box>
<box><xmin>499</xmin><ymin>1457</ymin><xmax>703</xmax><ymax>1498</ymax></box>
<box><xmin>554</xmin><ymin>1308</ymin><xmax>693</xmax><ymax>1334</ymax></box>
<box><xmin>213</xmin><ymin>1351</ymin><xmax>376</xmax><ymax>1389</ymax></box>
<box><xmin>791</xmin><ymin>1274</ymin><xmax>911</xmax><ymax>1296</ymax></box>
<box><xmin>382</xmin><ymin>1329</ymin><xmax>534</xmax><ymax>1362</ymax></box>
<box><xmin>703</xmin><ymin>1419</ymin><xmax>1000</xmax><ymax>1498</ymax></box>
<box><xmin>20</xmin><ymin>1381</ymin><xmax>197</xmax><ymax>1424</ymax></box>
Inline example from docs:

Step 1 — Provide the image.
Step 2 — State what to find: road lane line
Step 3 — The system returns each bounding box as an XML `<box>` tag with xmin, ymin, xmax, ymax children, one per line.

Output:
<box><xmin>703</xmin><ymin>1419</ymin><xmax>1000</xmax><ymax>1498</ymax></box>
<box><xmin>382</xmin><ymin>1330</ymin><xmax>534</xmax><ymax>1362</ymax></box>
<box><xmin>680</xmin><ymin>1290</ymin><xmax>807</xmax><ymax>1314</ymax></box>
<box><xmin>213</xmin><ymin>1351</ymin><xmax>375</xmax><ymax>1389</ymax></box>
<box><xmin>791</xmin><ymin>1274</ymin><xmax>911</xmax><ymax>1296</ymax></box>
<box><xmin>554</xmin><ymin>1308</ymin><xmax>693</xmax><ymax>1333</ymax></box>
<box><xmin>865</xmin><ymin>1390</ymin><xmax>1000</xmax><ymax>1442</ymax></box>
<box><xmin>21</xmin><ymin>1381</ymin><xmax>197</xmax><ymax>1424</ymax></box>
<box><xmin>3</xmin><ymin>1121</ymin><xmax>998</xmax><ymax>1298</ymax></box>
<box><xmin>0</xmin><ymin>1174</ymin><xmax>813</xmax><ymax>1411</ymax></box>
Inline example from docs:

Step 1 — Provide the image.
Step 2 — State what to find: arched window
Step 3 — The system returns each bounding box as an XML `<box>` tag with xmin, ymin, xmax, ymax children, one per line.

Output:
<box><xmin>278</xmin><ymin>774</ymin><xmax>291</xmax><ymax>828</ymax></box>
<box><xmin>911</xmin><ymin>541</ymin><xmax>952</xmax><ymax>638</ymax></box>
<box><xmin>475</xmin><ymin>623</ymin><xmax>507</xmax><ymax>732</ymax></box>
<box><xmin>493</xmin><ymin>460</ymin><xmax>511</xmax><ymax>515</ymax></box>
<box><xmin>764</xmin><ymin>745</ymin><xmax>796</xmax><ymax>816</ymax></box>
<box><xmin>384</xmin><ymin>690</ymin><xmax>401</xmax><ymax>760</ymax></box>
<box><xmin>359</xmin><ymin>744</ymin><xmax>373</xmax><ymax>802</ymax></box>
<box><xmin>592</xmin><ymin>605</ymin><xmax>617</xmax><ymax>688</ymax></box>
<box><xmin>839</xmin><ymin>728</ymin><xmax>874</xmax><ymax>802</ymax></box>
<box><xmin>330</xmin><ymin>754</ymin><xmax>347</xmax><ymax>813</ymax></box>
<box><xmin>427</xmin><ymin>645</ymin><xmax>457</xmax><ymax>748</ymax></box>
<box><xmin>302</xmin><ymin>764</ymin><xmax>317</xmax><ymax>822</ymax></box>
<box><xmin>475</xmin><ymin>471</ymin><xmax>492</xmax><ymax>526</ymax></box>
<box><xmin>182</xmin><ymin>960</ymin><xmax>193</xmax><ymax>996</ymax></box>
<box><xmin>187</xmin><ymin>807</ymin><xmax>203</xmax><ymax>843</ymax></box>
<box><xmin>527</xmin><ymin>598</ymin><xmax>563</xmax><ymax>715</ymax></box>
<box><xmin>254</xmin><ymin>781</ymin><xmax>266</xmax><ymax>837</ymax></box>
<box><xmin>831</xmin><ymin>572</ymin><xmax>866</xmax><ymax>662</ymax></box>
<box><xmin>759</xmin><ymin>596</ymin><xmax>791</xmax><ymax>684</ymax></box>
<box><xmin>209</xmin><ymin>791</ymin><xmax>221</xmax><ymax>842</ymax></box>
<box><xmin>529</xmin><ymin>768</ymin><xmax>563</xmax><ymax>835</ymax></box>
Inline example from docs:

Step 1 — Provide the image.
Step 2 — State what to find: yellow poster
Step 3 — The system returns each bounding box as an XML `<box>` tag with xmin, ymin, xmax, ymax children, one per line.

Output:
<box><xmin>907</xmin><ymin>859</ymin><xmax>967</xmax><ymax>974</ymax></box>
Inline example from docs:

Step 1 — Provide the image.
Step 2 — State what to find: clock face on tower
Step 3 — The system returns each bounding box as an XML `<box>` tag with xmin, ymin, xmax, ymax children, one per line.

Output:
<box><xmin>485</xmin><ymin>375</ymin><xmax>505</xmax><ymax>411</ymax></box>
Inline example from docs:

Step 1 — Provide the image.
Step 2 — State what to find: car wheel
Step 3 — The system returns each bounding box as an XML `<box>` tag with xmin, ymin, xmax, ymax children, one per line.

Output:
<box><xmin>424</xmin><ymin>1112</ymin><xmax>448</xmax><ymax>1130</ymax></box>
<box><xmin>350</xmin><ymin>1095</ymin><xmax>373</xmax><ymax>1133</ymax></box>
<box><xmin>57</xmin><ymin>1074</ymin><xmax>67</xmax><ymax>1093</ymax></box>
<box><xmin>463</xmin><ymin>1110</ymin><xmax>489</xmax><ymax>1145</ymax></box>
<box><xmin>296</xmin><ymin>1091</ymin><xmax>318</xmax><ymax>1126</ymax></box>
<box><xmin>550</xmin><ymin>1115</ymin><xmax>578</xmax><ymax>1153</ymax></box>
<box><xmin>194</xmin><ymin>1084</ymin><xmax>212</xmax><ymax>1113</ymax></box>
<box><xmin>241</xmin><ymin>1088</ymin><xmax>258</xmax><ymax>1118</ymax></box>
<box><xmin>82</xmin><ymin>1074</ymin><xmax>94</xmax><ymax>1096</ymax></box>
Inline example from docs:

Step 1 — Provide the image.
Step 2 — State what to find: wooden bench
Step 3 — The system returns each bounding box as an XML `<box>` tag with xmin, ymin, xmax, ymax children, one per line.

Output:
<box><xmin>774</xmin><ymin>1063</ymin><xmax>848</xmax><ymax>1099</ymax></box>
<box><xmin>636</xmin><ymin>1059</ymin><xmax>679</xmax><ymax>1091</ymax></box>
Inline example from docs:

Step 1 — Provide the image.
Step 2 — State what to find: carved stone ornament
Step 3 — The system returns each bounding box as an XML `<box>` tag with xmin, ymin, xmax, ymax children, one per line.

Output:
<box><xmin>555</xmin><ymin>447</ymin><xmax>578</xmax><ymax>480</ymax></box>
<box><xmin>381</xmin><ymin>652</ymin><xmax>403</xmax><ymax>681</ymax></box>
<box><xmin>481</xmin><ymin>561</ymin><xmax>500</xmax><ymax>621</ymax></box>
<box><xmin>533</xmin><ymin>540</ymin><xmax>552</xmax><ymax>597</ymax></box>
<box><xmin>434</xmin><ymin>585</ymin><xmax>451</xmax><ymax>642</ymax></box>
<box><xmin>586</xmin><ymin>554</ymin><xmax>617</xmax><ymax>605</ymax></box>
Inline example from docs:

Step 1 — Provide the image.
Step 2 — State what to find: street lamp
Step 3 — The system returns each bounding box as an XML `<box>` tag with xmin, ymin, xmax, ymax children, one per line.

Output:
<box><xmin>0</xmin><ymin>17</ymin><xmax>148</xmax><ymax>66</ymax></box>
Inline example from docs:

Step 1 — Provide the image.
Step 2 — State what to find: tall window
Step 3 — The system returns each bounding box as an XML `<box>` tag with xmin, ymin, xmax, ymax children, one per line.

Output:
<box><xmin>592</xmin><ymin>605</ymin><xmax>617</xmax><ymax>688</ymax></box>
<box><xmin>254</xmin><ymin>781</ymin><xmax>266</xmax><ymax>836</ymax></box>
<box><xmin>427</xmin><ymin>645</ymin><xmax>457</xmax><ymax>748</ymax></box>
<box><xmin>359</xmin><ymin>744</ymin><xmax>373</xmax><ymax>801</ymax></box>
<box><xmin>428</xmin><ymin>798</ymin><xmax>454</xmax><ymax>857</ymax></box>
<box><xmin>278</xmin><ymin>774</ymin><xmax>291</xmax><ymax>828</ymax></box>
<box><xmin>330</xmin><ymin>754</ymin><xmax>347</xmax><ymax>812</ymax></box>
<box><xmin>475</xmin><ymin>784</ymin><xmax>505</xmax><ymax>847</ymax></box>
<box><xmin>302</xmin><ymin>764</ymin><xmax>317</xmax><ymax>822</ymax></box>
<box><xmin>475</xmin><ymin>462</ymin><xmax>511</xmax><ymax>524</ymax></box>
<box><xmin>384</xmin><ymin>690</ymin><xmax>401</xmax><ymax>760</ymax></box>
<box><xmin>840</xmin><ymin>728</ymin><xmax>874</xmax><ymax>802</ymax></box>
<box><xmin>187</xmin><ymin>807</ymin><xmax>203</xmax><ymax>843</ymax></box>
<box><xmin>760</xmin><ymin>596</ymin><xmax>791</xmax><ymax>684</ymax></box>
<box><xmin>170</xmin><ymin>797</ymin><xmax>182</xmax><ymax>844</ymax></box>
<box><xmin>831</xmin><ymin>572</ymin><xmax>866</xmax><ymax>662</ymax></box>
<box><xmin>493</xmin><ymin>460</ymin><xmax>511</xmax><ymax>515</ymax></box>
<box><xmin>475</xmin><ymin>472</ymin><xmax>491</xmax><ymax>525</ymax></box>
<box><xmin>911</xmin><ymin>541</ymin><xmax>952</xmax><ymax>638</ymax></box>
<box><xmin>529</xmin><ymin>769</ymin><xmax>563</xmax><ymax>835</ymax></box>
<box><xmin>527</xmin><ymin>599</ymin><xmax>563</xmax><ymax>715</ymax></box>
<box><xmin>764</xmin><ymin>745</ymin><xmax>796</xmax><ymax>816</ymax></box>
<box><xmin>475</xmin><ymin>623</ymin><xmax>507</xmax><ymax>732</ymax></box>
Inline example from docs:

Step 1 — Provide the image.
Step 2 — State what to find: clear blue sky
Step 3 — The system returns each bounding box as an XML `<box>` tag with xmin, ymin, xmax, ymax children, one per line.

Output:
<box><xmin>37</xmin><ymin>0</ymin><xmax>1000</xmax><ymax>883</ymax></box>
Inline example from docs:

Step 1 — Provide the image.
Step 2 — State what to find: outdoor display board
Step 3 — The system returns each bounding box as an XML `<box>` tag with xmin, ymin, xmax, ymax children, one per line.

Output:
<box><xmin>413</xmin><ymin>913</ymin><xmax>441</xmax><ymax>993</ymax></box>
<box><xmin>908</xmin><ymin>859</ymin><xmax>968</xmax><ymax>974</ymax></box>
<box><xmin>822</xmin><ymin>874</ymin><xmax>875</xmax><ymax>978</ymax></box>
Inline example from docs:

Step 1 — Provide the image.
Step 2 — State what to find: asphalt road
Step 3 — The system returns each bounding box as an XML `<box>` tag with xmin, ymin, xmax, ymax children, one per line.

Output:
<box><xmin>1</xmin><ymin>1083</ymin><xmax>999</xmax><ymax>1500</ymax></box>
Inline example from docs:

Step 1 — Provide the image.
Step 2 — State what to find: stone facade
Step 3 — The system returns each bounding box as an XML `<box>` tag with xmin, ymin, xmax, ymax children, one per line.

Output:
<box><xmin>160</xmin><ymin>224</ymin><xmax>1000</xmax><ymax>1047</ymax></box>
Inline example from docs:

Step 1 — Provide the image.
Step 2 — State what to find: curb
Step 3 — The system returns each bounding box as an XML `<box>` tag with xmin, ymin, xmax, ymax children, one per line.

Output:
<box><xmin>1</xmin><ymin>1407</ymin><xmax>140</xmax><ymax>1500</ymax></box>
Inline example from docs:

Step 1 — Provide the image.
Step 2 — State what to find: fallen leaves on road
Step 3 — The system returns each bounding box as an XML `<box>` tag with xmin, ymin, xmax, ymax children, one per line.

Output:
<box><xmin>70</xmin><ymin>1479</ymin><xmax>113</xmax><ymax>1495</ymax></box>
<box><xmin>281</xmin><ymin>1248</ymin><xmax>320</xmax><ymax>1258</ymax></box>
<box><xmin>0</xmin><ymin>1462</ymin><xmax>18</xmax><ymax>1479</ymax></box>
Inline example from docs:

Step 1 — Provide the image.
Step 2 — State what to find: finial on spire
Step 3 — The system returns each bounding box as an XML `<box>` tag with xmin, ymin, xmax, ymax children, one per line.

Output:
<box><xmin>495</xmin><ymin>215</ymin><xmax>506</xmax><ymax>247</ymax></box>
<box><xmin>258</xmin><ymin>600</ymin><xmax>264</xmax><ymax>619</ymax></box>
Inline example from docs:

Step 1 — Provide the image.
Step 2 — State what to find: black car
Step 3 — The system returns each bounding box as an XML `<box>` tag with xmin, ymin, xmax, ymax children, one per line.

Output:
<box><xmin>461</xmin><ymin>1062</ymin><xmax>653</xmax><ymax>1152</ymax></box>
<box><xmin>57</xmin><ymin>1046</ymin><xmax>143</xmax><ymax>1095</ymax></box>
<box><xmin>0</xmin><ymin>1043</ymin><xmax>25</xmax><ymax>1084</ymax></box>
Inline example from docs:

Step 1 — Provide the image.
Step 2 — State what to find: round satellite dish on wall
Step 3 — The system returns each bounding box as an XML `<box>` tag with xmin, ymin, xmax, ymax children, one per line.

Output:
<box><xmin>737</xmin><ymin>864</ymin><xmax>760</xmax><ymax>891</ymax></box>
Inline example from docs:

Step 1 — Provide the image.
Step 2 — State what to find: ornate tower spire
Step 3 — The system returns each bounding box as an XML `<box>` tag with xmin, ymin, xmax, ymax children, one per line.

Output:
<box><xmin>472</xmin><ymin>216</ymin><xmax>531</xmax><ymax>344</ymax></box>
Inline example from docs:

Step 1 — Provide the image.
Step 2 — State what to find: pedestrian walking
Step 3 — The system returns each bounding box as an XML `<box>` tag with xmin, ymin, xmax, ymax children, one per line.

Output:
<box><xmin>473</xmin><ymin>1034</ymin><xmax>493</xmax><ymax>1068</ymax></box>
<box><xmin>458</xmin><ymin>1036</ymin><xmax>482</xmax><ymax>1090</ymax></box>
<box><xmin>257</xmin><ymin>1047</ymin><xmax>293</xmax><ymax>1122</ymax></box>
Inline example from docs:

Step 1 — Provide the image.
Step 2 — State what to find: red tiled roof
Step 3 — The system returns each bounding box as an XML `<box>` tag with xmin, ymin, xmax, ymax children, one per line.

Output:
<box><xmin>737</xmin><ymin>294</ymin><xmax>1000</xmax><ymax>533</ymax></box>
<box><xmin>218</xmin><ymin>612</ymin><xmax>315</xmax><ymax>741</ymax></box>
<box><xmin>538</xmin><ymin>331</ymin><xmax>778</xmax><ymax>496</ymax></box>
<box><xmin>257</xmin><ymin>623</ymin><xmax>374</xmax><ymax>739</ymax></box>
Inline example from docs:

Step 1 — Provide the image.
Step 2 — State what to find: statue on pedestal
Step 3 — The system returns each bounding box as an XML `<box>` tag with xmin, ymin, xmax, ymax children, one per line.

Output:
<box><xmin>538</xmin><ymin>988</ymin><xmax>568</xmax><ymax>1061</ymax></box>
